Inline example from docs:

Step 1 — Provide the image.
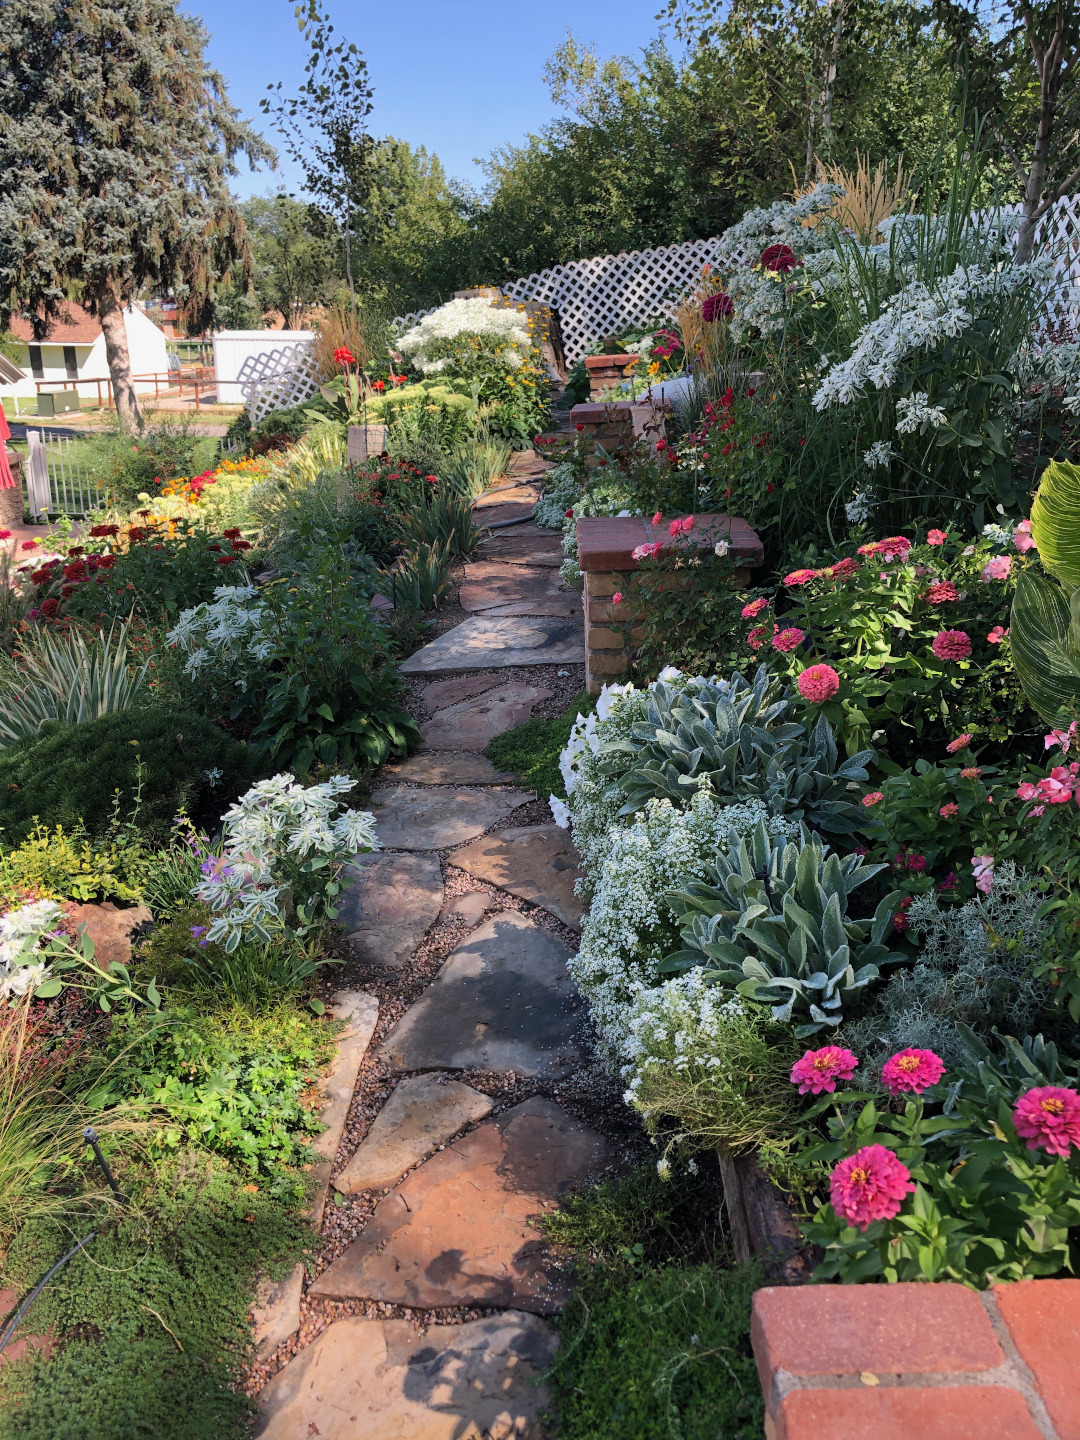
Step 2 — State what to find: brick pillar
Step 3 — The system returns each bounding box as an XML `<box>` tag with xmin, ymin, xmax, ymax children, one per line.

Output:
<box><xmin>751</xmin><ymin>1279</ymin><xmax>1080</xmax><ymax>1440</ymax></box>
<box><xmin>576</xmin><ymin>514</ymin><xmax>763</xmax><ymax>695</ymax></box>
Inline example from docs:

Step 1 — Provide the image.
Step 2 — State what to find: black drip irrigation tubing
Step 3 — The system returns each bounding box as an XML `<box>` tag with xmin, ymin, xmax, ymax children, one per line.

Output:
<box><xmin>0</xmin><ymin>1128</ymin><xmax>127</xmax><ymax>1360</ymax></box>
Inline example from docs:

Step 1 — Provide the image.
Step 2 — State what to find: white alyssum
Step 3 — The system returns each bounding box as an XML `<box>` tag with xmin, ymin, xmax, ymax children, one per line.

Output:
<box><xmin>0</xmin><ymin>898</ymin><xmax>63</xmax><ymax>1000</ymax></box>
<box><xmin>396</xmin><ymin>298</ymin><xmax>533</xmax><ymax>375</ymax></box>
<box><xmin>623</xmin><ymin>970</ymin><xmax>747</xmax><ymax>1092</ymax></box>
<box><xmin>193</xmin><ymin>774</ymin><xmax>379</xmax><ymax>950</ymax></box>
<box><xmin>568</xmin><ymin>791</ymin><xmax>795</xmax><ymax>1058</ymax></box>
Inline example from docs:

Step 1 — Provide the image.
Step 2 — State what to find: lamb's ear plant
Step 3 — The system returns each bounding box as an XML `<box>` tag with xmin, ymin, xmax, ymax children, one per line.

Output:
<box><xmin>602</xmin><ymin>666</ymin><xmax>873</xmax><ymax>837</ymax></box>
<box><xmin>661</xmin><ymin>821</ymin><xmax>903</xmax><ymax>1037</ymax></box>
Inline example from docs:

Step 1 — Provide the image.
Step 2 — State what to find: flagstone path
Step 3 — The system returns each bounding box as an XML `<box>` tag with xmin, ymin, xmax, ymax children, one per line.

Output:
<box><xmin>252</xmin><ymin>455</ymin><xmax>622</xmax><ymax>1439</ymax></box>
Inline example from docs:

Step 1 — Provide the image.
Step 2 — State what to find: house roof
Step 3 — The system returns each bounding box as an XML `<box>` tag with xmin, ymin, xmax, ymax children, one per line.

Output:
<box><xmin>8</xmin><ymin>303</ymin><xmax>101</xmax><ymax>344</ymax></box>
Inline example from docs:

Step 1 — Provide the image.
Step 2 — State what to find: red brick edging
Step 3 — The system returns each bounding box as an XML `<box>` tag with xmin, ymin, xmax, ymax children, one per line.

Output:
<box><xmin>751</xmin><ymin>1280</ymin><xmax>1080</xmax><ymax>1439</ymax></box>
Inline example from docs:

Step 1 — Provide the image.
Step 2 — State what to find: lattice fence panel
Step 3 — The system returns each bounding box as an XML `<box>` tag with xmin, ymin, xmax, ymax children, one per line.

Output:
<box><xmin>241</xmin><ymin>342</ymin><xmax>320</xmax><ymax>425</ymax></box>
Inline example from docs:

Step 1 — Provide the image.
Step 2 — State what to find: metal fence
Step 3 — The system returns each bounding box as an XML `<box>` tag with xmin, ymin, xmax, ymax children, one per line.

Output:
<box><xmin>25</xmin><ymin>431</ymin><xmax>104</xmax><ymax>519</ymax></box>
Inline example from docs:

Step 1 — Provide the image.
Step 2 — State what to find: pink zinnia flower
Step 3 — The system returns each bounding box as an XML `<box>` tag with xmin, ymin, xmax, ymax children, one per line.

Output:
<box><xmin>741</xmin><ymin>597</ymin><xmax>768</xmax><ymax>619</ymax></box>
<box><xmin>797</xmin><ymin>663</ymin><xmax>840</xmax><ymax>703</ymax></box>
<box><xmin>747</xmin><ymin>625</ymin><xmax>767</xmax><ymax>650</ymax></box>
<box><xmin>972</xmin><ymin>854</ymin><xmax>995</xmax><ymax>894</ymax></box>
<box><xmin>925</xmin><ymin>581</ymin><xmax>958</xmax><ymax>604</ymax></box>
<box><xmin>1013</xmin><ymin>520</ymin><xmax>1036</xmax><ymax>553</ymax></box>
<box><xmin>981</xmin><ymin>555</ymin><xmax>1012</xmax><ymax>582</ymax></box>
<box><xmin>830</xmin><ymin>1144</ymin><xmax>915</xmax><ymax>1231</ymax></box>
<box><xmin>881</xmin><ymin>1048</ymin><xmax>946</xmax><ymax>1095</ymax></box>
<box><xmin>939</xmin><ymin>802</ymin><xmax>959</xmax><ymax>818</ymax></box>
<box><xmin>987</xmin><ymin>626</ymin><xmax>1008</xmax><ymax>644</ymax></box>
<box><xmin>946</xmin><ymin>734</ymin><xmax>972</xmax><ymax>753</ymax></box>
<box><xmin>790</xmin><ymin>1046</ymin><xmax>859</xmax><ymax>1095</ymax></box>
<box><xmin>651</xmin><ymin>511</ymin><xmax>662</xmax><ymax>526</ymax></box>
<box><xmin>932</xmin><ymin>629</ymin><xmax>972</xmax><ymax>661</ymax></box>
<box><xmin>1013</xmin><ymin>1086</ymin><xmax>1080</xmax><ymax>1158</ymax></box>
<box><xmin>772</xmin><ymin>626</ymin><xmax>805</xmax><ymax>653</ymax></box>
<box><xmin>861</xmin><ymin>791</ymin><xmax>884</xmax><ymax>807</ymax></box>
<box><xmin>927</xmin><ymin>528</ymin><xmax>947</xmax><ymax>546</ymax></box>
<box><xmin>783</xmin><ymin>568</ymin><xmax>820</xmax><ymax>587</ymax></box>
<box><xmin>877</xmin><ymin>536</ymin><xmax>912</xmax><ymax>558</ymax></box>
<box><xmin>828</xmin><ymin>557</ymin><xmax>860</xmax><ymax>582</ymax></box>
<box><xmin>960</xmin><ymin>766</ymin><xmax>982</xmax><ymax>779</ymax></box>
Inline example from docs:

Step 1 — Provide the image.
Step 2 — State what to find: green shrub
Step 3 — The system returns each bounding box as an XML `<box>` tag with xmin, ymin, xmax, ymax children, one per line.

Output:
<box><xmin>486</xmin><ymin>691</ymin><xmax>596</xmax><ymax>799</ymax></box>
<box><xmin>87</xmin><ymin>1002</ymin><xmax>334</xmax><ymax>1177</ymax></box>
<box><xmin>0</xmin><ymin>622</ymin><xmax>149</xmax><ymax>747</ymax></box>
<box><xmin>0</xmin><ymin>708</ymin><xmax>254</xmax><ymax>845</ymax></box>
<box><xmin>0</xmin><ymin>820</ymin><xmax>152</xmax><ymax>905</ymax></box>
<box><xmin>0</xmin><ymin>1155</ymin><xmax>310</xmax><ymax>1440</ymax></box>
<box><xmin>82</xmin><ymin>414</ymin><xmax>203</xmax><ymax>509</ymax></box>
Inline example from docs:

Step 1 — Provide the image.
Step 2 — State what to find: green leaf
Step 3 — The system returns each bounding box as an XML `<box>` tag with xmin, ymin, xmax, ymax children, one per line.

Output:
<box><xmin>33</xmin><ymin>977</ymin><xmax>63</xmax><ymax>998</ymax></box>
<box><xmin>1010</xmin><ymin>568</ymin><xmax>1080</xmax><ymax>722</ymax></box>
<box><xmin>1031</xmin><ymin>458</ymin><xmax>1080</xmax><ymax>588</ymax></box>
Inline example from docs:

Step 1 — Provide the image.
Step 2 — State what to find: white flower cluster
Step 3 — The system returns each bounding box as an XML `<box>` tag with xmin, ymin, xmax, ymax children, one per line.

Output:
<box><xmin>167</xmin><ymin>586</ymin><xmax>273</xmax><ymax>690</ymax></box>
<box><xmin>396</xmin><ymin>298</ymin><xmax>533</xmax><ymax>375</ymax></box>
<box><xmin>622</xmin><ymin>968</ymin><xmax>747</xmax><ymax>1098</ymax></box>
<box><xmin>569</xmin><ymin>792</ymin><xmax>793</xmax><ymax>1057</ymax></box>
<box><xmin>0</xmin><ymin>898</ymin><xmax>63</xmax><ymax>1000</ymax></box>
<box><xmin>845</xmin><ymin>489</ymin><xmax>877</xmax><ymax>524</ymax></box>
<box><xmin>557</xmin><ymin>680</ymin><xmax>647</xmax><ymax>873</ymax></box>
<box><xmin>812</xmin><ymin>259</ymin><xmax>1052</xmax><ymax>409</ymax></box>
<box><xmin>895</xmin><ymin>392</ymin><xmax>949</xmax><ymax>434</ymax></box>
<box><xmin>193</xmin><ymin>773</ymin><xmax>379</xmax><ymax>951</ymax></box>
<box><xmin>1014</xmin><ymin>339</ymin><xmax>1080</xmax><ymax>416</ymax></box>
<box><xmin>862</xmin><ymin>440</ymin><xmax>895</xmax><ymax>470</ymax></box>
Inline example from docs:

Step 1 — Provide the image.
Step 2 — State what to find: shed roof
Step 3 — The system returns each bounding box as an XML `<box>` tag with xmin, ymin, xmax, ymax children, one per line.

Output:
<box><xmin>8</xmin><ymin>303</ymin><xmax>101</xmax><ymax>344</ymax></box>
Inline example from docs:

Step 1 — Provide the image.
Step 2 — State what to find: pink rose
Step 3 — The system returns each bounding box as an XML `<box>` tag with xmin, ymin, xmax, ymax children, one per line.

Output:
<box><xmin>981</xmin><ymin>555</ymin><xmax>1011</xmax><ymax>582</ymax></box>
<box><xmin>651</xmin><ymin>511</ymin><xmax>662</xmax><ymax>526</ymax></box>
<box><xmin>612</xmin><ymin>592</ymin><xmax>623</xmax><ymax>605</ymax></box>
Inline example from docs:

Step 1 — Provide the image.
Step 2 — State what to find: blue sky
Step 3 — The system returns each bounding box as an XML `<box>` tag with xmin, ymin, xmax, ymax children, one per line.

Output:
<box><xmin>188</xmin><ymin>1</ymin><xmax>668</xmax><ymax>202</ymax></box>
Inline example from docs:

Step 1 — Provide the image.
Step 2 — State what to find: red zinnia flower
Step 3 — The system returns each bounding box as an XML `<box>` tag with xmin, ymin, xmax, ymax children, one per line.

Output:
<box><xmin>760</xmin><ymin>243</ymin><xmax>799</xmax><ymax>274</ymax></box>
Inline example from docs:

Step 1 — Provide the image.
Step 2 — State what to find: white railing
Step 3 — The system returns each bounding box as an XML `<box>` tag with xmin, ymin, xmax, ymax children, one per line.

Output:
<box><xmin>25</xmin><ymin>431</ymin><xmax>103</xmax><ymax>519</ymax></box>
<box><xmin>238</xmin><ymin>342</ymin><xmax>320</xmax><ymax>425</ymax></box>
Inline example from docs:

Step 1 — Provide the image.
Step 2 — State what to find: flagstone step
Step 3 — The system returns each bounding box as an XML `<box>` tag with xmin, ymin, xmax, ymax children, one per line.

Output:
<box><xmin>398</xmin><ymin>616</ymin><xmax>584</xmax><ymax>674</ymax></box>
<box><xmin>334</xmin><ymin>1072</ymin><xmax>493</xmax><ymax>1194</ymax></box>
<box><xmin>255</xmin><ymin>1311</ymin><xmax>557</xmax><ymax>1440</ymax></box>
<box><xmin>381</xmin><ymin>753</ymin><xmax>521</xmax><ymax>787</ymax></box>
<box><xmin>337</xmin><ymin>853</ymin><xmax>445</xmax><ymax>969</ymax></box>
<box><xmin>309</xmin><ymin>1097</ymin><xmax>616</xmax><ymax>1312</ymax></box>
<box><xmin>418</xmin><ymin>682</ymin><xmax>553</xmax><ymax>751</ymax></box>
<box><xmin>377</xmin><ymin>910</ymin><xmax>586</xmax><ymax>1078</ymax></box>
<box><xmin>369</xmin><ymin>784</ymin><xmax>534</xmax><ymax>850</ymax></box>
<box><xmin>449</xmin><ymin>824</ymin><xmax>584</xmax><ymax>929</ymax></box>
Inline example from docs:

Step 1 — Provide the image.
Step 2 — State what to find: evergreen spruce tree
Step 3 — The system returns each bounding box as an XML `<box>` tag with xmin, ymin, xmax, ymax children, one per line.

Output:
<box><xmin>0</xmin><ymin>0</ymin><xmax>273</xmax><ymax>427</ymax></box>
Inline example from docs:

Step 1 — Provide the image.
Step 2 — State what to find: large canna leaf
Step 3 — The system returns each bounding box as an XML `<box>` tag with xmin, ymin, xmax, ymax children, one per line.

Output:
<box><xmin>1030</xmin><ymin>459</ymin><xmax>1080</xmax><ymax>589</ymax></box>
<box><xmin>1009</xmin><ymin>567</ymin><xmax>1080</xmax><ymax>722</ymax></box>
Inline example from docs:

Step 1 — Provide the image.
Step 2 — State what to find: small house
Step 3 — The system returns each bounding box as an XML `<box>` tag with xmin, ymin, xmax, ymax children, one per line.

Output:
<box><xmin>1</xmin><ymin>302</ymin><xmax>169</xmax><ymax>413</ymax></box>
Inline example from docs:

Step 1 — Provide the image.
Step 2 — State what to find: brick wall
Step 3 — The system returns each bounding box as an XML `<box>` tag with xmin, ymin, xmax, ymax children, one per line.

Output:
<box><xmin>752</xmin><ymin>1280</ymin><xmax>1080</xmax><ymax>1440</ymax></box>
<box><xmin>576</xmin><ymin>514</ymin><xmax>763</xmax><ymax>693</ymax></box>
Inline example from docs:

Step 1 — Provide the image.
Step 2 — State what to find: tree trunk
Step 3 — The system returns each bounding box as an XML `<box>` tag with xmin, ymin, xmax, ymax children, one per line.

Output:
<box><xmin>343</xmin><ymin>198</ymin><xmax>356</xmax><ymax>317</ymax></box>
<box><xmin>1015</xmin><ymin>14</ymin><xmax>1066</xmax><ymax>265</ymax></box>
<box><xmin>96</xmin><ymin>288</ymin><xmax>142</xmax><ymax>431</ymax></box>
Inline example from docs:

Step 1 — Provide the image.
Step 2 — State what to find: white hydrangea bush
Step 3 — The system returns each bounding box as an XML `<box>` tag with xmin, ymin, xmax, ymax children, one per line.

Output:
<box><xmin>396</xmin><ymin>297</ymin><xmax>533</xmax><ymax>375</ymax></box>
<box><xmin>569</xmin><ymin>790</ymin><xmax>796</xmax><ymax>1058</ymax></box>
<box><xmin>193</xmin><ymin>773</ymin><xmax>379</xmax><ymax>951</ymax></box>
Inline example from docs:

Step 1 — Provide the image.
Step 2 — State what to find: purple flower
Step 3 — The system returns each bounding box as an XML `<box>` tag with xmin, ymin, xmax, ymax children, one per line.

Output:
<box><xmin>189</xmin><ymin>925</ymin><xmax>207</xmax><ymax>937</ymax></box>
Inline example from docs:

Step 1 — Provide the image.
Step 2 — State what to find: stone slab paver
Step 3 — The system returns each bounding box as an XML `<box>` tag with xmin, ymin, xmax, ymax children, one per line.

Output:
<box><xmin>309</xmin><ymin>1098</ymin><xmax>616</xmax><ymax>1312</ymax></box>
<box><xmin>421</xmin><ymin>673</ymin><xmax>504</xmax><ymax>713</ymax></box>
<box><xmin>479</xmin><ymin>536</ymin><xmax>564</xmax><ymax>568</ymax></box>
<box><xmin>419</xmin><ymin>682</ymin><xmax>552</xmax><ymax>751</ymax></box>
<box><xmin>449</xmin><ymin>824</ymin><xmax>584</xmax><ymax>928</ymax></box>
<box><xmin>308</xmin><ymin>990</ymin><xmax>380</xmax><ymax>1227</ymax></box>
<box><xmin>440</xmin><ymin>892</ymin><xmax>491</xmax><ymax>927</ymax></box>
<box><xmin>399</xmin><ymin>616</ymin><xmax>584</xmax><ymax>675</ymax></box>
<box><xmin>254</xmin><ymin>1311</ymin><xmax>557</xmax><ymax>1440</ymax></box>
<box><xmin>481</xmin><ymin>597</ymin><xmax>582</xmax><ymax>617</ymax></box>
<box><xmin>337</xmin><ymin>853</ymin><xmax>444</xmax><ymax>969</ymax></box>
<box><xmin>250</xmin><ymin>1263</ymin><xmax>305</xmax><ymax>1363</ymax></box>
<box><xmin>370</xmin><ymin>785</ymin><xmax>534</xmax><ymax>850</ymax></box>
<box><xmin>381</xmin><ymin>753</ymin><xmax>521</xmax><ymax>787</ymax></box>
<box><xmin>377</xmin><ymin>910</ymin><xmax>586</xmax><ymax>1077</ymax></box>
<box><xmin>334</xmin><ymin>1073</ymin><xmax>493</xmax><ymax>1194</ymax></box>
<box><xmin>474</xmin><ymin>483</ymin><xmax>542</xmax><ymax>509</ymax></box>
<box><xmin>459</xmin><ymin>573</ymin><xmax>570</xmax><ymax>614</ymax></box>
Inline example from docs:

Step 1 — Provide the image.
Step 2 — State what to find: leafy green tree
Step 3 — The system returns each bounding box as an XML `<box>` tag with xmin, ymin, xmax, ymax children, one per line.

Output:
<box><xmin>242</xmin><ymin>195</ymin><xmax>343</xmax><ymax>327</ymax></box>
<box><xmin>262</xmin><ymin>1</ymin><xmax>375</xmax><ymax>311</ymax></box>
<box><xmin>0</xmin><ymin>0</ymin><xmax>273</xmax><ymax>427</ymax></box>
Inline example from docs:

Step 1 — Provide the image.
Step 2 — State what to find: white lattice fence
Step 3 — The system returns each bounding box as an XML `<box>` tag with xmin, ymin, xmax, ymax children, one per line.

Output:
<box><xmin>240</xmin><ymin>342</ymin><xmax>320</xmax><ymax>425</ymax></box>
